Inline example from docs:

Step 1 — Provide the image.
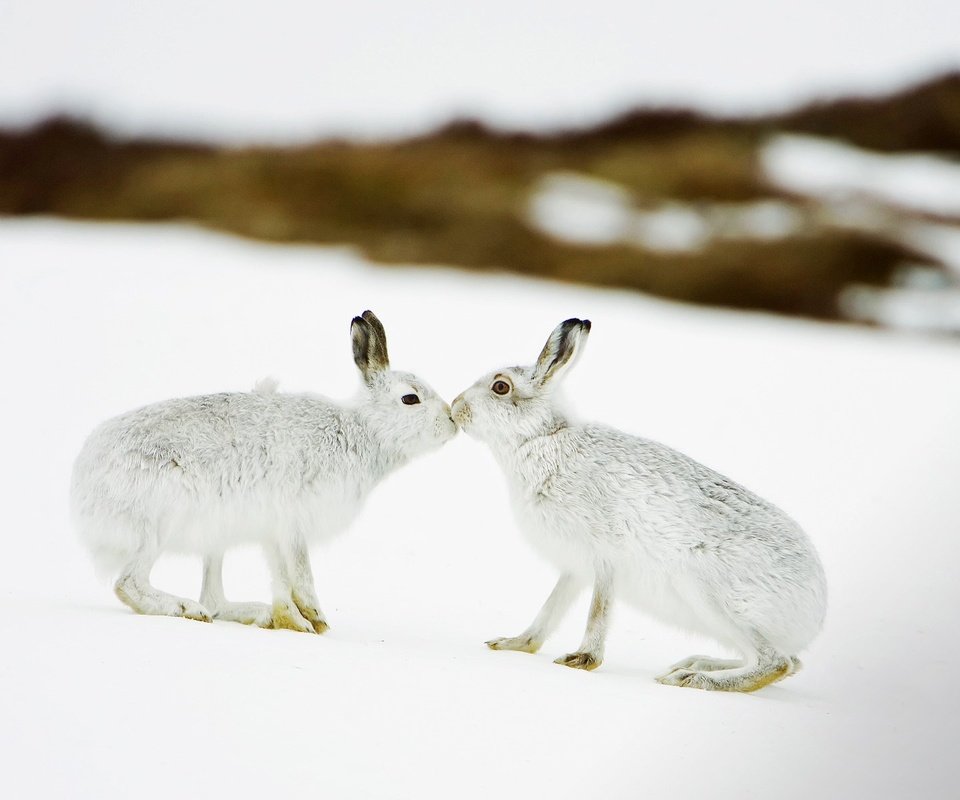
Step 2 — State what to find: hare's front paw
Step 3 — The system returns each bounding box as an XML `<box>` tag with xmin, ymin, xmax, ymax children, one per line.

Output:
<box><xmin>297</xmin><ymin>606</ymin><xmax>329</xmax><ymax>635</ymax></box>
<box><xmin>291</xmin><ymin>591</ymin><xmax>329</xmax><ymax>634</ymax></box>
<box><xmin>485</xmin><ymin>635</ymin><xmax>541</xmax><ymax>654</ymax></box>
<box><xmin>271</xmin><ymin>599</ymin><xmax>318</xmax><ymax>634</ymax></box>
<box><xmin>554</xmin><ymin>651</ymin><xmax>601</xmax><ymax>671</ymax></box>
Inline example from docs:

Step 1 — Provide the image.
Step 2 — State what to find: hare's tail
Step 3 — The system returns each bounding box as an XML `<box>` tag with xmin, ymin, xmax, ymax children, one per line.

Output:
<box><xmin>253</xmin><ymin>376</ymin><xmax>279</xmax><ymax>394</ymax></box>
<box><xmin>74</xmin><ymin>509</ymin><xmax>148</xmax><ymax>580</ymax></box>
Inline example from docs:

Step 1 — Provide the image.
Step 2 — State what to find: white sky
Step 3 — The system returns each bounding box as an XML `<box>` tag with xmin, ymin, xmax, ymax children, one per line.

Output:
<box><xmin>1</xmin><ymin>1</ymin><xmax>958</xmax><ymax>142</ymax></box>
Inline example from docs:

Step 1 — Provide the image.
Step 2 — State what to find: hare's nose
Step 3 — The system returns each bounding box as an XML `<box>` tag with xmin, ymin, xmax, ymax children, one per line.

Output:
<box><xmin>450</xmin><ymin>395</ymin><xmax>470</xmax><ymax>426</ymax></box>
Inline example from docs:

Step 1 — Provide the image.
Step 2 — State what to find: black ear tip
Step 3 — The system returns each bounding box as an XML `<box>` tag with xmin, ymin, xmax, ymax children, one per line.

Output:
<box><xmin>351</xmin><ymin>315</ymin><xmax>366</xmax><ymax>329</ymax></box>
<box><xmin>558</xmin><ymin>317</ymin><xmax>590</xmax><ymax>334</ymax></box>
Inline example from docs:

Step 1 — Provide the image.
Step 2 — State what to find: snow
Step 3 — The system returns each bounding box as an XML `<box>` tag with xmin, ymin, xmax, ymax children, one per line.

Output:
<box><xmin>1</xmin><ymin>1</ymin><xmax>958</xmax><ymax>142</ymax></box>
<box><xmin>2</xmin><ymin>219</ymin><xmax>960</xmax><ymax>798</ymax></box>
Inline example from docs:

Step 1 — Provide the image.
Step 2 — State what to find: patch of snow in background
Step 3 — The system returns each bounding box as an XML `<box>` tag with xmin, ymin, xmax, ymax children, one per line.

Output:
<box><xmin>528</xmin><ymin>173</ymin><xmax>634</xmax><ymax>245</ymax></box>
<box><xmin>631</xmin><ymin>204</ymin><xmax>712</xmax><ymax>252</ymax></box>
<box><xmin>528</xmin><ymin>174</ymin><xmax>799</xmax><ymax>252</ymax></box>
<box><xmin>761</xmin><ymin>134</ymin><xmax>960</xmax><ymax>217</ymax></box>
<box><xmin>1</xmin><ymin>219</ymin><xmax>960</xmax><ymax>799</ymax></box>
<box><xmin>709</xmin><ymin>200</ymin><xmax>805</xmax><ymax>240</ymax></box>
<box><xmin>900</xmin><ymin>221</ymin><xmax>960</xmax><ymax>274</ymax></box>
<box><xmin>758</xmin><ymin>134</ymin><xmax>960</xmax><ymax>332</ymax></box>
<box><xmin>529</xmin><ymin>142</ymin><xmax>960</xmax><ymax>332</ymax></box>
<box><xmin>838</xmin><ymin>220</ymin><xmax>960</xmax><ymax>331</ymax></box>
<box><xmin>840</xmin><ymin>284</ymin><xmax>960</xmax><ymax>332</ymax></box>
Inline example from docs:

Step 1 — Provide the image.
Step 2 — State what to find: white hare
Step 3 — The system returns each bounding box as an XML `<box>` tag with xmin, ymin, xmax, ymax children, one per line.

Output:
<box><xmin>71</xmin><ymin>310</ymin><xmax>456</xmax><ymax>632</ymax></box>
<box><xmin>452</xmin><ymin>319</ymin><xmax>826</xmax><ymax>691</ymax></box>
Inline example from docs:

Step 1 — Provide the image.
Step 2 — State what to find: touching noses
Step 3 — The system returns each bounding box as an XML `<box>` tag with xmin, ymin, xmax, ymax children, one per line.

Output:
<box><xmin>450</xmin><ymin>393</ymin><xmax>470</xmax><ymax>429</ymax></box>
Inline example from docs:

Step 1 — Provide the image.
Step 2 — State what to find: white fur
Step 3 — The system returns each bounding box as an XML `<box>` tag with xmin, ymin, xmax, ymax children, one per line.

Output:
<box><xmin>71</xmin><ymin>311</ymin><xmax>456</xmax><ymax>631</ymax></box>
<box><xmin>452</xmin><ymin>319</ymin><xmax>826</xmax><ymax>691</ymax></box>
<box><xmin>252</xmin><ymin>375</ymin><xmax>280</xmax><ymax>394</ymax></box>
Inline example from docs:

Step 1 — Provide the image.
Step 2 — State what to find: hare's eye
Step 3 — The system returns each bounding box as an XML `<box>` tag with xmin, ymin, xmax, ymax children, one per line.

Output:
<box><xmin>401</xmin><ymin>394</ymin><xmax>421</xmax><ymax>405</ymax></box>
<box><xmin>491</xmin><ymin>380</ymin><xmax>511</xmax><ymax>396</ymax></box>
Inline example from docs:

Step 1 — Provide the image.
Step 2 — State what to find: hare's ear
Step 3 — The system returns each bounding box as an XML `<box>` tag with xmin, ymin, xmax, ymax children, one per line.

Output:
<box><xmin>532</xmin><ymin>318</ymin><xmax>591</xmax><ymax>387</ymax></box>
<box><xmin>351</xmin><ymin>310</ymin><xmax>390</xmax><ymax>381</ymax></box>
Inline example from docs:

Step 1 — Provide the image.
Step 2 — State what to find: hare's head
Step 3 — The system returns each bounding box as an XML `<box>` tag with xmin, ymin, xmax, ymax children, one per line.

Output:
<box><xmin>452</xmin><ymin>318</ymin><xmax>590</xmax><ymax>445</ymax></box>
<box><xmin>351</xmin><ymin>310</ymin><xmax>457</xmax><ymax>458</ymax></box>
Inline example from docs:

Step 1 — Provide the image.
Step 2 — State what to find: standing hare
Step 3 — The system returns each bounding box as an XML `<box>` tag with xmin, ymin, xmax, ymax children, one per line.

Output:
<box><xmin>452</xmin><ymin>319</ymin><xmax>826</xmax><ymax>691</ymax></box>
<box><xmin>72</xmin><ymin>310</ymin><xmax>456</xmax><ymax>632</ymax></box>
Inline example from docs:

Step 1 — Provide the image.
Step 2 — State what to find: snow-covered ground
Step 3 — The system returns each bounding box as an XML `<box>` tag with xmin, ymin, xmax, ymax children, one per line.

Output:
<box><xmin>1</xmin><ymin>1</ymin><xmax>958</xmax><ymax>142</ymax></box>
<box><xmin>2</xmin><ymin>219</ymin><xmax>959</xmax><ymax>798</ymax></box>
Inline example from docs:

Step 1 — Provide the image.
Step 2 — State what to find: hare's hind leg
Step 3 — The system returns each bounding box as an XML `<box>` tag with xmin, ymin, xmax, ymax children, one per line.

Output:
<box><xmin>487</xmin><ymin>572</ymin><xmax>581</xmax><ymax>654</ymax></box>
<box><xmin>200</xmin><ymin>553</ymin><xmax>272</xmax><ymax>628</ymax></box>
<box><xmin>656</xmin><ymin>641</ymin><xmax>797</xmax><ymax>692</ymax></box>
<box><xmin>655</xmin><ymin>655</ymin><xmax>744</xmax><ymax>680</ymax></box>
<box><xmin>114</xmin><ymin>548</ymin><xmax>211</xmax><ymax>623</ymax></box>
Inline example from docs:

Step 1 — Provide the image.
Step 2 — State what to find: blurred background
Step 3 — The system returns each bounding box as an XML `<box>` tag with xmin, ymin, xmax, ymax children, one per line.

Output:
<box><xmin>2</xmin><ymin>0</ymin><xmax>960</xmax><ymax>331</ymax></box>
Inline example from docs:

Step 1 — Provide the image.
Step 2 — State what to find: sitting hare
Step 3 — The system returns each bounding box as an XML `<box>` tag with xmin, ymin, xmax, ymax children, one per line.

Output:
<box><xmin>72</xmin><ymin>310</ymin><xmax>456</xmax><ymax>632</ymax></box>
<box><xmin>451</xmin><ymin>319</ymin><xmax>826</xmax><ymax>691</ymax></box>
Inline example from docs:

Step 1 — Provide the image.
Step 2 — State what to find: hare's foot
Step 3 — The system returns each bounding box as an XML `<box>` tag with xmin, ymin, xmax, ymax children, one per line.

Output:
<box><xmin>486</xmin><ymin>635</ymin><xmax>541</xmax><ymax>653</ymax></box>
<box><xmin>656</xmin><ymin>657</ymin><xmax>795</xmax><ymax>692</ymax></box>
<box><xmin>488</xmin><ymin>573</ymin><xmax>581</xmax><ymax>655</ymax></box>
<box><xmin>212</xmin><ymin>601</ymin><xmax>273</xmax><ymax>628</ymax></box>
<box><xmin>271</xmin><ymin>598</ymin><xmax>317</xmax><ymax>634</ymax></box>
<box><xmin>655</xmin><ymin>655</ymin><xmax>743</xmax><ymax>680</ymax></box>
<box><xmin>291</xmin><ymin>589</ymin><xmax>329</xmax><ymax>634</ymax></box>
<box><xmin>176</xmin><ymin>600</ymin><xmax>213</xmax><ymax>623</ymax></box>
<box><xmin>115</xmin><ymin>574</ymin><xmax>212</xmax><ymax>623</ymax></box>
<box><xmin>554</xmin><ymin>651</ymin><xmax>601</xmax><ymax>671</ymax></box>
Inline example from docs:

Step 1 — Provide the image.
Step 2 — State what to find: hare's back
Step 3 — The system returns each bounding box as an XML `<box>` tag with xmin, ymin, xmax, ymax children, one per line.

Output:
<box><xmin>77</xmin><ymin>392</ymin><xmax>351</xmax><ymax>491</ymax></box>
<box><xmin>72</xmin><ymin>392</ymin><xmax>369</xmax><ymax>556</ymax></box>
<box><xmin>566</xmin><ymin>425</ymin><xmax>796</xmax><ymax>537</ymax></box>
